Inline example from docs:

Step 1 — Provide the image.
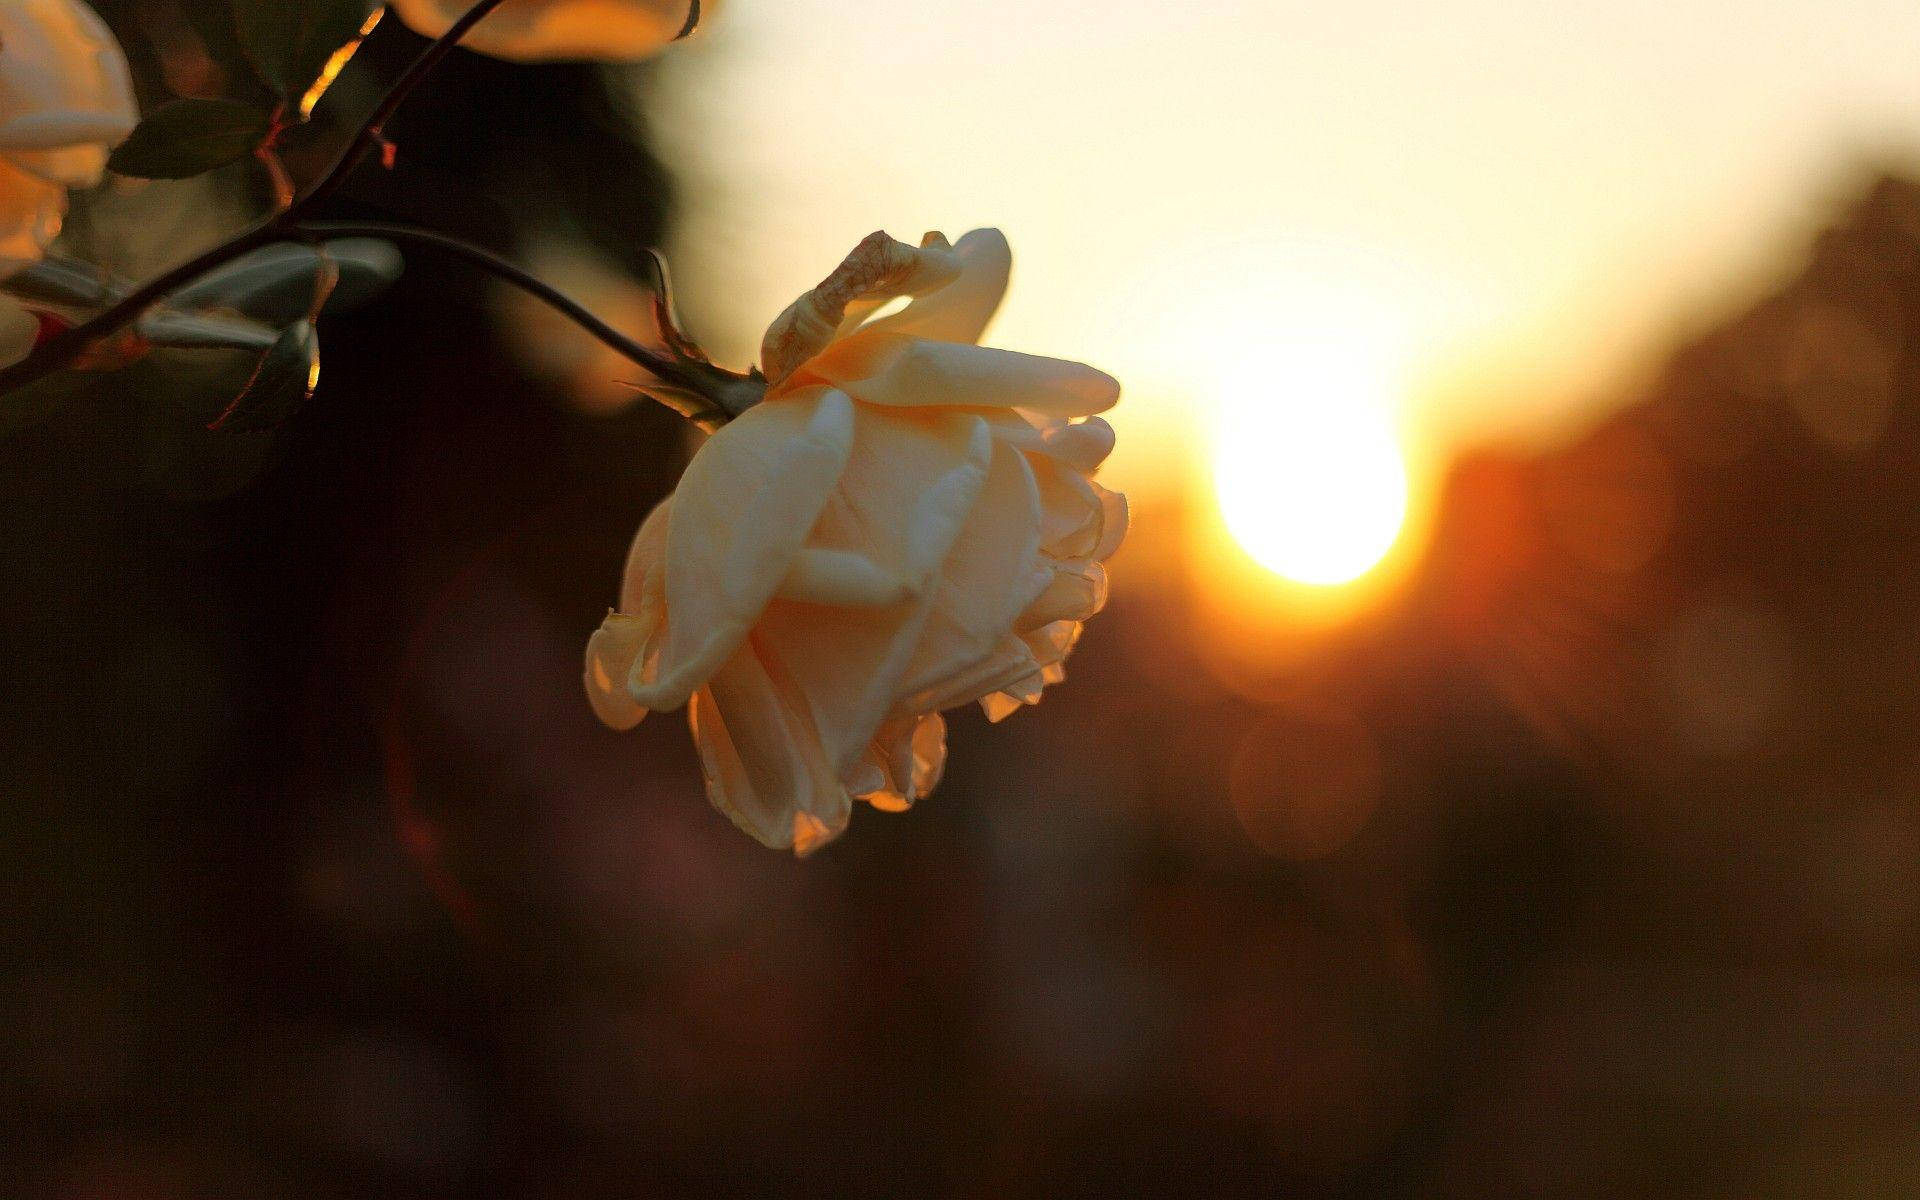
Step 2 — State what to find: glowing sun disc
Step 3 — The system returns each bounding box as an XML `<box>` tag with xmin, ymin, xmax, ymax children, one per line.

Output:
<box><xmin>1214</xmin><ymin>394</ymin><xmax>1410</xmax><ymax>586</ymax></box>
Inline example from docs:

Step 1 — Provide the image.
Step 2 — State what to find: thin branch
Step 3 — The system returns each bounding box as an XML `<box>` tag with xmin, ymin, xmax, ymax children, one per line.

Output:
<box><xmin>0</xmin><ymin>222</ymin><xmax>281</xmax><ymax>394</ymax></box>
<box><xmin>0</xmin><ymin>0</ymin><xmax>512</xmax><ymax>398</ymax></box>
<box><xmin>256</xmin><ymin>144</ymin><xmax>295</xmax><ymax>212</ymax></box>
<box><xmin>296</xmin><ymin>0</ymin><xmax>512</xmax><ymax>211</ymax></box>
<box><xmin>290</xmin><ymin>219</ymin><xmax>691</xmax><ymax>386</ymax></box>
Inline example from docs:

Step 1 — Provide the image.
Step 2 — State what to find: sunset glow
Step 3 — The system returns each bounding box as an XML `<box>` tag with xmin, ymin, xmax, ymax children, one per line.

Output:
<box><xmin>1212</xmin><ymin>347</ymin><xmax>1410</xmax><ymax>586</ymax></box>
<box><xmin>1216</xmin><ymin>398</ymin><xmax>1408</xmax><ymax>586</ymax></box>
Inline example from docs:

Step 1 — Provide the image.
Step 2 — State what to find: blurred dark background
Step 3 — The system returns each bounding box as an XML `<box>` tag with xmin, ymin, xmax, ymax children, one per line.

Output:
<box><xmin>6</xmin><ymin>6</ymin><xmax>1920</xmax><ymax>1197</ymax></box>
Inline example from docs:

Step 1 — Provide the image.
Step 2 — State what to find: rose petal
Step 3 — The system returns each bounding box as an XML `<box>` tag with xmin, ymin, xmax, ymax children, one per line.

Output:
<box><xmin>1092</xmin><ymin>483</ymin><xmax>1129</xmax><ymax>561</ymax></box>
<box><xmin>1017</xmin><ymin>562</ymin><xmax>1108</xmax><ymax>631</ymax></box>
<box><xmin>1032</xmin><ymin>457</ymin><xmax>1105</xmax><ymax>560</ymax></box>
<box><xmin>852</xmin><ymin>711</ymin><xmax>949</xmax><ymax>811</ymax></box>
<box><xmin>750</xmin><ymin>407</ymin><xmax>993</xmax><ymax>775</ymax></box>
<box><xmin>897</xmin><ymin>633</ymin><xmax>1039</xmax><ymax>718</ymax></box>
<box><xmin>832</xmin><ymin>230</ymin><xmax>954</xmax><ymax>338</ymax></box>
<box><xmin>1022</xmin><ymin>619</ymin><xmax>1083</xmax><ymax>668</ymax></box>
<box><xmin>636</xmin><ymin>387</ymin><xmax>855</xmax><ymax>712</ymax></box>
<box><xmin>798</xmin><ymin>331</ymin><xmax>1119</xmax><ymax>417</ymax></box>
<box><xmin>979</xmin><ymin>691</ymin><xmax>1026</xmax><ymax>723</ymax></box>
<box><xmin>583</xmin><ymin>498</ymin><xmax>674</xmax><ymax>730</ymax></box>
<box><xmin>1040</xmin><ymin>416</ymin><xmax>1117</xmax><ymax>474</ymax></box>
<box><xmin>583</xmin><ymin>611</ymin><xmax>653</xmax><ymax>731</ymax></box>
<box><xmin>777</xmin><ymin>548</ymin><xmax>915</xmax><ymax>607</ymax></box>
<box><xmin>617</xmin><ymin>494</ymin><xmax>673</xmax><ymax>614</ymax></box>
<box><xmin>763</xmin><ymin>230</ymin><xmax>962</xmax><ymax>386</ymax></box>
<box><xmin>690</xmin><ymin>635</ymin><xmax>852</xmax><ymax>854</ymax></box>
<box><xmin>855</xmin><ymin>227</ymin><xmax>1011</xmax><ymax>347</ymax></box>
<box><xmin>893</xmin><ymin>436</ymin><xmax>1048</xmax><ymax>704</ymax></box>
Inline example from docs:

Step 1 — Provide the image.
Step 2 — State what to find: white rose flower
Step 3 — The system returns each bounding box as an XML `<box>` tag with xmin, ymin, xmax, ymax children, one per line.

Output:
<box><xmin>389</xmin><ymin>0</ymin><xmax>706</xmax><ymax>63</ymax></box>
<box><xmin>0</xmin><ymin>0</ymin><xmax>136</xmax><ymax>278</ymax></box>
<box><xmin>586</xmin><ymin>229</ymin><xmax>1126</xmax><ymax>854</ymax></box>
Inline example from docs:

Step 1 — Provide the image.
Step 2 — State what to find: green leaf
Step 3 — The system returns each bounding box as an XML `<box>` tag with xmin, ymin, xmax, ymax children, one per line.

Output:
<box><xmin>136</xmin><ymin>310</ymin><xmax>281</xmax><ymax>352</ymax></box>
<box><xmin>1</xmin><ymin>256</ymin><xmax>117</xmax><ymax>308</ymax></box>
<box><xmin>233</xmin><ymin>0</ymin><xmax>378</xmax><ymax>111</ymax></box>
<box><xmin>108</xmin><ymin>99</ymin><xmax>273</xmax><ymax>179</ymax></box>
<box><xmin>169</xmin><ymin>239</ymin><xmax>404</xmax><ymax>324</ymax></box>
<box><xmin>208</xmin><ymin>321</ymin><xmax>319</xmax><ymax>433</ymax></box>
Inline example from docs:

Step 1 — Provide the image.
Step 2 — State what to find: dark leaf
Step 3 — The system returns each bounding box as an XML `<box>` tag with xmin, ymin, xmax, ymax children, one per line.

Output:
<box><xmin>136</xmin><ymin>310</ymin><xmax>281</xmax><ymax>352</ymax></box>
<box><xmin>177</xmin><ymin>0</ymin><xmax>268</xmax><ymax>99</ymax></box>
<box><xmin>0</xmin><ymin>371</ymin><xmax>101</xmax><ymax>440</ymax></box>
<box><xmin>108</xmin><ymin>98</ymin><xmax>273</xmax><ymax>179</ymax></box>
<box><xmin>208</xmin><ymin>321</ymin><xmax>319</xmax><ymax>433</ymax></box>
<box><xmin>232</xmin><ymin>0</ymin><xmax>379</xmax><ymax>112</ymax></box>
<box><xmin>152</xmin><ymin>240</ymin><xmax>401</xmax><ymax>328</ymax></box>
<box><xmin>1</xmin><ymin>256</ymin><xmax>117</xmax><ymax>308</ymax></box>
<box><xmin>622</xmin><ymin>380</ymin><xmax>725</xmax><ymax>427</ymax></box>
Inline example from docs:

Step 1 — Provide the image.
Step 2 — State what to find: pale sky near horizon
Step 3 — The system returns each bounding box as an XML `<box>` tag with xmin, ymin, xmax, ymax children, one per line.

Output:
<box><xmin>645</xmin><ymin>1</ymin><xmax>1920</xmax><ymax>500</ymax></box>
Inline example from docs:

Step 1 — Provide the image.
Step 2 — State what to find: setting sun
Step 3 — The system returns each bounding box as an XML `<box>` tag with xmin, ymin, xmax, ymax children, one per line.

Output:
<box><xmin>1216</xmin><ymin>397</ymin><xmax>1409</xmax><ymax>585</ymax></box>
<box><xmin>1211</xmin><ymin>328</ymin><xmax>1412</xmax><ymax>586</ymax></box>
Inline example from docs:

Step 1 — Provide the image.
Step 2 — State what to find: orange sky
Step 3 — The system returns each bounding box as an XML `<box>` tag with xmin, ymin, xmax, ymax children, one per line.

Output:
<box><xmin>644</xmin><ymin>0</ymin><xmax>1920</xmax><ymax>560</ymax></box>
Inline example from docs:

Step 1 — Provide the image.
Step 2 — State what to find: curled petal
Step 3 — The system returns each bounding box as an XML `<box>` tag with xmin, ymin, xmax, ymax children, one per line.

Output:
<box><xmin>852</xmin><ymin>713</ymin><xmax>947</xmax><ymax>812</ymax></box>
<box><xmin>750</xmin><ymin>407</ymin><xmax>993</xmax><ymax>776</ymax></box>
<box><xmin>762</xmin><ymin>230</ymin><xmax>961</xmax><ymax>386</ymax></box>
<box><xmin>854</xmin><ymin>227</ymin><xmax>1011</xmax><ymax>347</ymax></box>
<box><xmin>1022</xmin><ymin>618</ymin><xmax>1083</xmax><ymax>669</ymax></box>
<box><xmin>1018</xmin><ymin>562</ymin><xmax>1108</xmax><ymax>632</ymax></box>
<box><xmin>896</xmin><ymin>633</ymin><xmax>1040</xmax><ymax>718</ymax></box>
<box><xmin>797</xmin><ymin>331</ymin><xmax>1119</xmax><ymax>417</ymax></box>
<box><xmin>617</xmin><ymin>494</ymin><xmax>673</xmax><ymax>615</ymax></box>
<box><xmin>907</xmin><ymin>712</ymin><xmax>947</xmax><ymax>798</ymax></box>
<box><xmin>1040</xmin><ymin>416</ymin><xmax>1117</xmax><ymax>474</ymax></box>
<box><xmin>1032</xmin><ymin>459</ymin><xmax>1106</xmax><ymax>560</ymax></box>
<box><xmin>581</xmin><ymin>497</ymin><xmax>673</xmax><ymax>730</ymax></box>
<box><xmin>637</xmin><ymin>388</ymin><xmax>855</xmax><ymax>712</ymax></box>
<box><xmin>980</xmin><ymin>693</ymin><xmax>1021</xmax><ymax>723</ymax></box>
<box><xmin>981</xmin><ymin>672</ymin><xmax>1046</xmax><ymax>723</ymax></box>
<box><xmin>690</xmin><ymin>636</ymin><xmax>852</xmax><ymax>855</ymax></box>
<box><xmin>1091</xmin><ymin>483</ymin><xmax>1128</xmax><ymax>561</ymax></box>
<box><xmin>584</xmin><ymin>611</ymin><xmax>654</xmax><ymax>731</ymax></box>
<box><xmin>894</xmin><ymin>436</ymin><xmax>1048</xmax><ymax>703</ymax></box>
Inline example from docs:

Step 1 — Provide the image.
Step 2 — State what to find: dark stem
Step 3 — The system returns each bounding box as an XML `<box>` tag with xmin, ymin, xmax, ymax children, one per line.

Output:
<box><xmin>256</xmin><ymin>144</ymin><xmax>295</xmax><ymax>212</ymax></box>
<box><xmin>0</xmin><ymin>0</ymin><xmax>513</xmax><ymax>398</ymax></box>
<box><xmin>0</xmin><ymin>223</ymin><xmax>281</xmax><ymax>394</ymax></box>
<box><xmin>297</xmin><ymin>0</ymin><xmax>512</xmax><ymax>211</ymax></box>
<box><xmin>290</xmin><ymin>220</ymin><xmax>693</xmax><ymax>389</ymax></box>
